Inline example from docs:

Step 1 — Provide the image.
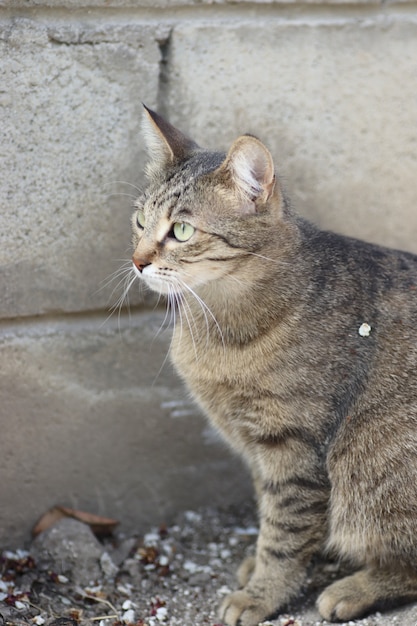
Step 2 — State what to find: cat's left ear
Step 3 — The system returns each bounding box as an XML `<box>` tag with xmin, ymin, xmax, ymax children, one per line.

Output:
<box><xmin>142</xmin><ymin>105</ymin><xmax>199</xmax><ymax>177</ymax></box>
<box><xmin>219</xmin><ymin>135</ymin><xmax>276</xmax><ymax>214</ymax></box>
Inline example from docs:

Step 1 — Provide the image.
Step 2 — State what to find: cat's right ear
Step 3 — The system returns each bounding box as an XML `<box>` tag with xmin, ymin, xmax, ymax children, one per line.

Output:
<box><xmin>218</xmin><ymin>135</ymin><xmax>276</xmax><ymax>214</ymax></box>
<box><xmin>142</xmin><ymin>105</ymin><xmax>199</xmax><ymax>177</ymax></box>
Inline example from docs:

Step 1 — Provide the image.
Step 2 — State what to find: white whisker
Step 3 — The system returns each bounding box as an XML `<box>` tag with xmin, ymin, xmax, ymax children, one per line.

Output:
<box><xmin>100</xmin><ymin>269</ymin><xmax>138</xmax><ymax>329</ymax></box>
<box><xmin>97</xmin><ymin>263</ymin><xmax>133</xmax><ymax>296</ymax></box>
<box><xmin>174</xmin><ymin>289</ymin><xmax>184</xmax><ymax>346</ymax></box>
<box><xmin>104</xmin><ymin>180</ymin><xmax>143</xmax><ymax>194</ymax></box>
<box><xmin>247</xmin><ymin>251</ymin><xmax>290</xmax><ymax>266</ymax></box>
<box><xmin>179</xmin><ymin>282</ymin><xmax>210</xmax><ymax>349</ymax></box>
<box><xmin>107</xmin><ymin>192</ymin><xmax>139</xmax><ymax>201</ymax></box>
<box><xmin>152</xmin><ymin>285</ymin><xmax>178</xmax><ymax>385</ymax></box>
<box><xmin>178</xmin><ymin>279</ymin><xmax>225</xmax><ymax>351</ymax></box>
<box><xmin>224</xmin><ymin>273</ymin><xmax>252</xmax><ymax>288</ymax></box>
<box><xmin>152</xmin><ymin>288</ymin><xmax>173</xmax><ymax>342</ymax></box>
<box><xmin>176</xmin><ymin>285</ymin><xmax>199</xmax><ymax>361</ymax></box>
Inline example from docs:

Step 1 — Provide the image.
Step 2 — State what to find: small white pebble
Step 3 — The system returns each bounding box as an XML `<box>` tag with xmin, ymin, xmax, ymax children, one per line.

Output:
<box><xmin>85</xmin><ymin>584</ymin><xmax>102</xmax><ymax>594</ymax></box>
<box><xmin>60</xmin><ymin>596</ymin><xmax>71</xmax><ymax>606</ymax></box>
<box><xmin>220</xmin><ymin>548</ymin><xmax>231</xmax><ymax>559</ymax></box>
<box><xmin>208</xmin><ymin>542</ymin><xmax>219</xmax><ymax>554</ymax></box>
<box><xmin>217</xmin><ymin>585</ymin><xmax>231</xmax><ymax>596</ymax></box>
<box><xmin>228</xmin><ymin>536</ymin><xmax>238</xmax><ymax>546</ymax></box>
<box><xmin>3</xmin><ymin>549</ymin><xmax>29</xmax><ymax>560</ymax></box>
<box><xmin>57</xmin><ymin>574</ymin><xmax>69</xmax><ymax>583</ymax></box>
<box><xmin>33</xmin><ymin>617</ymin><xmax>45</xmax><ymax>626</ymax></box>
<box><xmin>183</xmin><ymin>560</ymin><xmax>199</xmax><ymax>573</ymax></box>
<box><xmin>144</xmin><ymin>532</ymin><xmax>160</xmax><ymax>547</ymax></box>
<box><xmin>122</xmin><ymin>599</ymin><xmax>134</xmax><ymax>610</ymax></box>
<box><xmin>122</xmin><ymin>608</ymin><xmax>135</xmax><ymax>623</ymax></box>
<box><xmin>358</xmin><ymin>322</ymin><xmax>371</xmax><ymax>337</ymax></box>
<box><xmin>117</xmin><ymin>583</ymin><xmax>132</xmax><ymax>596</ymax></box>
<box><xmin>156</xmin><ymin>606</ymin><xmax>168</xmax><ymax>622</ymax></box>
<box><xmin>184</xmin><ymin>511</ymin><xmax>202</xmax><ymax>523</ymax></box>
<box><xmin>159</xmin><ymin>555</ymin><xmax>169</xmax><ymax>566</ymax></box>
<box><xmin>14</xmin><ymin>600</ymin><xmax>28</xmax><ymax>610</ymax></box>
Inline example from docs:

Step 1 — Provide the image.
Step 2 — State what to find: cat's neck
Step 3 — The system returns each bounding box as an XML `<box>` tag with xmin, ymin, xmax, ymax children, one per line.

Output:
<box><xmin>176</xmin><ymin>229</ymin><xmax>304</xmax><ymax>346</ymax></box>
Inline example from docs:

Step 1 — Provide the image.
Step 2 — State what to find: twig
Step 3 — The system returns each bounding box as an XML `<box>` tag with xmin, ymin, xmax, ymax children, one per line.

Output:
<box><xmin>74</xmin><ymin>587</ymin><xmax>120</xmax><ymax>619</ymax></box>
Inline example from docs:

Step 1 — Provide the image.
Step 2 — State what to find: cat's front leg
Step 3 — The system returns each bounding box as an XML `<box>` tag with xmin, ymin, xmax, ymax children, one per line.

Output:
<box><xmin>220</xmin><ymin>463</ymin><xmax>329</xmax><ymax>626</ymax></box>
<box><xmin>233</xmin><ymin>460</ymin><xmax>262</xmax><ymax>588</ymax></box>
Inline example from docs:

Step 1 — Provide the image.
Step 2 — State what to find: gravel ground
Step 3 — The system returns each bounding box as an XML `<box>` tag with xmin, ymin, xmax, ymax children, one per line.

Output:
<box><xmin>1</xmin><ymin>504</ymin><xmax>417</xmax><ymax>626</ymax></box>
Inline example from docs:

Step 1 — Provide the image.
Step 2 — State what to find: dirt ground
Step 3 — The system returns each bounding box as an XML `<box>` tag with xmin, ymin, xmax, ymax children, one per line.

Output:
<box><xmin>1</xmin><ymin>504</ymin><xmax>417</xmax><ymax>626</ymax></box>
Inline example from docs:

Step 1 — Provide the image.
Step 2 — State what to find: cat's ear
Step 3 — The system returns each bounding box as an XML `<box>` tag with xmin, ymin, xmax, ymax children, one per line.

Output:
<box><xmin>142</xmin><ymin>105</ymin><xmax>199</xmax><ymax>176</ymax></box>
<box><xmin>219</xmin><ymin>135</ymin><xmax>276</xmax><ymax>214</ymax></box>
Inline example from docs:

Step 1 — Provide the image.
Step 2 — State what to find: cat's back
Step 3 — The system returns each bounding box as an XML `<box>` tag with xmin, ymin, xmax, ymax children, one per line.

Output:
<box><xmin>299</xmin><ymin>225</ymin><xmax>417</xmax><ymax>400</ymax></box>
<box><xmin>303</xmin><ymin>227</ymin><xmax>417</xmax><ymax>366</ymax></box>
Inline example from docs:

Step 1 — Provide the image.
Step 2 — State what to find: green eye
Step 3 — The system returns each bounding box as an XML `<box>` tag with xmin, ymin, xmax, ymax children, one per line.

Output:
<box><xmin>136</xmin><ymin>209</ymin><xmax>145</xmax><ymax>229</ymax></box>
<box><xmin>173</xmin><ymin>222</ymin><xmax>195</xmax><ymax>242</ymax></box>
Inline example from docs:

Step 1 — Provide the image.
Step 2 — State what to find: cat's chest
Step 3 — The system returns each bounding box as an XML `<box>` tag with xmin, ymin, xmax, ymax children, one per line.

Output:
<box><xmin>169</xmin><ymin>321</ymin><xmax>310</xmax><ymax>452</ymax></box>
<box><xmin>170</xmin><ymin>324</ymin><xmax>267</xmax><ymax>387</ymax></box>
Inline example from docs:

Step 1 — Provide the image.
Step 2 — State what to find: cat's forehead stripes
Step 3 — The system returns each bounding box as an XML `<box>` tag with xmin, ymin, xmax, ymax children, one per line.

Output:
<box><xmin>147</xmin><ymin>175</ymin><xmax>193</xmax><ymax>220</ymax></box>
<box><xmin>146</xmin><ymin>151</ymin><xmax>225</xmax><ymax>217</ymax></box>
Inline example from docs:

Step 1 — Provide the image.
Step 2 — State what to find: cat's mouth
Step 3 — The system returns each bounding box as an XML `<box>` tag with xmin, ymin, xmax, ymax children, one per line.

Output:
<box><xmin>132</xmin><ymin>262</ymin><xmax>184</xmax><ymax>296</ymax></box>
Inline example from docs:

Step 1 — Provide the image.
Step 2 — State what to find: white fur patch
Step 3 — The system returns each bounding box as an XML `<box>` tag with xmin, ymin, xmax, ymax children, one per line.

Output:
<box><xmin>227</xmin><ymin>137</ymin><xmax>275</xmax><ymax>212</ymax></box>
<box><xmin>232</xmin><ymin>150</ymin><xmax>263</xmax><ymax>201</ymax></box>
<box><xmin>141</xmin><ymin>112</ymin><xmax>173</xmax><ymax>177</ymax></box>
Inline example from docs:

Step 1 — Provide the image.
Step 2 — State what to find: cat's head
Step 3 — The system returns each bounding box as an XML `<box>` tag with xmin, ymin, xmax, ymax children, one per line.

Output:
<box><xmin>131</xmin><ymin>106</ymin><xmax>286</xmax><ymax>297</ymax></box>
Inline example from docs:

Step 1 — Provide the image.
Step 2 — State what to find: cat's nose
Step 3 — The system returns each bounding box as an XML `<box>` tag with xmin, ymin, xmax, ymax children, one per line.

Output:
<box><xmin>132</xmin><ymin>256</ymin><xmax>151</xmax><ymax>273</ymax></box>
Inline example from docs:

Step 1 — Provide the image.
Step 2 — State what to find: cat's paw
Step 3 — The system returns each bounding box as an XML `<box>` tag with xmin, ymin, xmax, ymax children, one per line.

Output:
<box><xmin>220</xmin><ymin>589</ymin><xmax>274</xmax><ymax>626</ymax></box>
<box><xmin>236</xmin><ymin>556</ymin><xmax>256</xmax><ymax>587</ymax></box>
<box><xmin>317</xmin><ymin>574</ymin><xmax>373</xmax><ymax>621</ymax></box>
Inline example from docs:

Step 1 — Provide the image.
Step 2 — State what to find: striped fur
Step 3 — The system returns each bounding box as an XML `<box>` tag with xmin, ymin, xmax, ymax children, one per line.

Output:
<box><xmin>130</xmin><ymin>108</ymin><xmax>417</xmax><ymax>626</ymax></box>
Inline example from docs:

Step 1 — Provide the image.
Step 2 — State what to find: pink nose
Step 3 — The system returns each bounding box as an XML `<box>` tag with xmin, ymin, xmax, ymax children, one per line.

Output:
<box><xmin>132</xmin><ymin>256</ymin><xmax>151</xmax><ymax>273</ymax></box>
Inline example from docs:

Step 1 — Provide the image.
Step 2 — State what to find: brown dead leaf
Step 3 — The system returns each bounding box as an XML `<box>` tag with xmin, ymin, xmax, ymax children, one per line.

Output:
<box><xmin>32</xmin><ymin>505</ymin><xmax>119</xmax><ymax>538</ymax></box>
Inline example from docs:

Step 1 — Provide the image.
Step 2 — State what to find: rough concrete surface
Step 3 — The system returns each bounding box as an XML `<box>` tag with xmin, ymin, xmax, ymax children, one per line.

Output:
<box><xmin>164</xmin><ymin>18</ymin><xmax>417</xmax><ymax>254</ymax></box>
<box><xmin>0</xmin><ymin>311</ymin><xmax>250</xmax><ymax>548</ymax></box>
<box><xmin>3</xmin><ymin>0</ymin><xmax>416</xmax><ymax>7</ymax></box>
<box><xmin>1</xmin><ymin>18</ymin><xmax>167</xmax><ymax>318</ymax></box>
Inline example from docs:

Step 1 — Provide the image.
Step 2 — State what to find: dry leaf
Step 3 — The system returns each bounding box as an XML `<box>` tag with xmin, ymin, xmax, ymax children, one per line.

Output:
<box><xmin>32</xmin><ymin>506</ymin><xmax>119</xmax><ymax>537</ymax></box>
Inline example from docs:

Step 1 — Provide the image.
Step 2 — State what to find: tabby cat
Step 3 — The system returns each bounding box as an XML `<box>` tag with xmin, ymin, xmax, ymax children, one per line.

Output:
<box><xmin>130</xmin><ymin>106</ymin><xmax>417</xmax><ymax>626</ymax></box>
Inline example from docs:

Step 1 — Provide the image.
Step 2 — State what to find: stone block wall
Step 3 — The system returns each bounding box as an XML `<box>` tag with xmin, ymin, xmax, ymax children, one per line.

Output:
<box><xmin>1</xmin><ymin>0</ymin><xmax>416</xmax><ymax>546</ymax></box>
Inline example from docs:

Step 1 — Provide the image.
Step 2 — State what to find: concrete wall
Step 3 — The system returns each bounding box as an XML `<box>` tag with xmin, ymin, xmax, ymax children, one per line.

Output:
<box><xmin>1</xmin><ymin>0</ymin><xmax>416</xmax><ymax>546</ymax></box>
